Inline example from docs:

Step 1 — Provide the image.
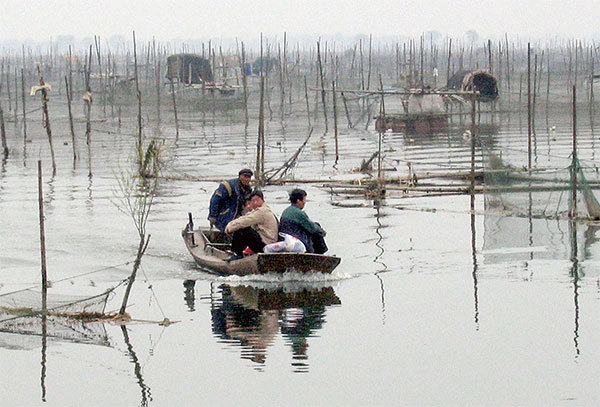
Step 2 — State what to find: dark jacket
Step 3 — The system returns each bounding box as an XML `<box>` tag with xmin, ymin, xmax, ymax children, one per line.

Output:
<box><xmin>208</xmin><ymin>178</ymin><xmax>251</xmax><ymax>232</ymax></box>
<box><xmin>279</xmin><ymin>205</ymin><xmax>324</xmax><ymax>253</ymax></box>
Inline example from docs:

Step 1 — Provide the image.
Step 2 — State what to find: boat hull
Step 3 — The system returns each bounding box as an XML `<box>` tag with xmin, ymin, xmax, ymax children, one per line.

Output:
<box><xmin>182</xmin><ymin>227</ymin><xmax>341</xmax><ymax>276</ymax></box>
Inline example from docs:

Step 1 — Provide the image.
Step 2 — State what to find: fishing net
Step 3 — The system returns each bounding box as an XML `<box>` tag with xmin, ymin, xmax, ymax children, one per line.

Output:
<box><xmin>0</xmin><ymin>287</ymin><xmax>115</xmax><ymax>346</ymax></box>
<box><xmin>483</xmin><ymin>151</ymin><xmax>600</xmax><ymax>221</ymax></box>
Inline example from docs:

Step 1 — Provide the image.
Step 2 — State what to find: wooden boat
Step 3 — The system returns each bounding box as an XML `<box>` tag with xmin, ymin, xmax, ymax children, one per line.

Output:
<box><xmin>182</xmin><ymin>225</ymin><xmax>341</xmax><ymax>276</ymax></box>
<box><xmin>375</xmin><ymin>113</ymin><xmax>448</xmax><ymax>133</ymax></box>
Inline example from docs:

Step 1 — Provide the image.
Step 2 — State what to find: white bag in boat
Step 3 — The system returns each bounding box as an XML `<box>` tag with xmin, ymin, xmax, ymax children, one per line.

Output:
<box><xmin>263</xmin><ymin>233</ymin><xmax>306</xmax><ymax>253</ymax></box>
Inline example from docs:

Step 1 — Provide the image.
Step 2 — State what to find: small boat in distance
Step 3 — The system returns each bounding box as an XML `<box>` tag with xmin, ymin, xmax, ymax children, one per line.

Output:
<box><xmin>182</xmin><ymin>215</ymin><xmax>341</xmax><ymax>276</ymax></box>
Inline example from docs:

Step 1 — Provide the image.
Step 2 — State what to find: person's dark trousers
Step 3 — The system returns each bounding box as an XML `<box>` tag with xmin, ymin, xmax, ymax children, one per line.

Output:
<box><xmin>311</xmin><ymin>233</ymin><xmax>328</xmax><ymax>254</ymax></box>
<box><xmin>231</xmin><ymin>227</ymin><xmax>265</xmax><ymax>255</ymax></box>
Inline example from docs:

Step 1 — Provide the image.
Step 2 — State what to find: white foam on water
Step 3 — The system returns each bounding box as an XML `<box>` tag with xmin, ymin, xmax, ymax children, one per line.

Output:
<box><xmin>217</xmin><ymin>270</ymin><xmax>352</xmax><ymax>284</ymax></box>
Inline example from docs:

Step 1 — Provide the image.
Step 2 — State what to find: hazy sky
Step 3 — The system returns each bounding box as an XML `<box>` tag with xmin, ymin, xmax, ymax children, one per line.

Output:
<box><xmin>2</xmin><ymin>0</ymin><xmax>598</xmax><ymax>42</ymax></box>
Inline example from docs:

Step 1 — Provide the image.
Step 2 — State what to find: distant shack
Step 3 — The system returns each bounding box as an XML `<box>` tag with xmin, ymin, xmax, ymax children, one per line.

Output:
<box><xmin>447</xmin><ymin>69</ymin><xmax>498</xmax><ymax>102</ymax></box>
<box><xmin>166</xmin><ymin>54</ymin><xmax>213</xmax><ymax>85</ymax></box>
<box><xmin>252</xmin><ymin>57</ymin><xmax>279</xmax><ymax>76</ymax></box>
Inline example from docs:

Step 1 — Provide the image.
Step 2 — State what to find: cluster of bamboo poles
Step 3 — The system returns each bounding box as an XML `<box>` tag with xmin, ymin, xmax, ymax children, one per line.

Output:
<box><xmin>0</xmin><ymin>34</ymin><xmax>597</xmax><ymax>179</ymax></box>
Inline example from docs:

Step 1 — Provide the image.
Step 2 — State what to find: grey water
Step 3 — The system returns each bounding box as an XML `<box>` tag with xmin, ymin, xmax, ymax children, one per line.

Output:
<box><xmin>1</xmin><ymin>81</ymin><xmax>600</xmax><ymax>407</ymax></box>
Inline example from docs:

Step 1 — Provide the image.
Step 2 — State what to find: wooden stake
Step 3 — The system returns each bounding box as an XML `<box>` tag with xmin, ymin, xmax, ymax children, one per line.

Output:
<box><xmin>332</xmin><ymin>80</ymin><xmax>339</xmax><ymax>163</ymax></box>
<box><xmin>378</xmin><ymin>75</ymin><xmax>385</xmax><ymax>183</ymax></box>
<box><xmin>13</xmin><ymin>68</ymin><xmax>18</xmax><ymax>124</ymax></box>
<box><xmin>446</xmin><ymin>38</ymin><xmax>452</xmax><ymax>85</ymax></box>
<box><xmin>21</xmin><ymin>68</ymin><xmax>26</xmax><ymax>143</ymax></box>
<box><xmin>37</xmin><ymin>66</ymin><xmax>56</xmax><ymax>176</ymax></box>
<box><xmin>527</xmin><ymin>43</ymin><xmax>532</xmax><ymax>170</ymax></box>
<box><xmin>133</xmin><ymin>31</ymin><xmax>143</xmax><ymax>162</ymax></box>
<box><xmin>304</xmin><ymin>76</ymin><xmax>311</xmax><ymax>129</ymax></box>
<box><xmin>240</xmin><ymin>42</ymin><xmax>249</xmax><ymax>126</ymax></box>
<box><xmin>65</xmin><ymin>75</ymin><xmax>76</xmax><ymax>161</ymax></box>
<box><xmin>256</xmin><ymin>76</ymin><xmax>265</xmax><ymax>183</ymax></box>
<box><xmin>0</xmin><ymin>105</ymin><xmax>7</xmax><ymax>156</ymax></box>
<box><xmin>84</xmin><ymin>46</ymin><xmax>93</xmax><ymax>177</ymax></box>
<box><xmin>38</xmin><ymin>160</ymin><xmax>48</xmax><ymax>304</ymax></box>
<box><xmin>6</xmin><ymin>62</ymin><xmax>11</xmax><ymax>112</ymax></box>
<box><xmin>169</xmin><ymin>77</ymin><xmax>179</xmax><ymax>139</ymax></box>
<box><xmin>316</xmin><ymin>40</ymin><xmax>328</xmax><ymax>132</ymax></box>
<box><xmin>367</xmin><ymin>34</ymin><xmax>372</xmax><ymax>90</ymax></box>
<box><xmin>571</xmin><ymin>85</ymin><xmax>577</xmax><ymax>218</ymax></box>
<box><xmin>154</xmin><ymin>40</ymin><xmax>161</xmax><ymax>123</ymax></box>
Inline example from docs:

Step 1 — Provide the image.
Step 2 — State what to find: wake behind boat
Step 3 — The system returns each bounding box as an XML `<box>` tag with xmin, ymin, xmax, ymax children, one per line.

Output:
<box><xmin>182</xmin><ymin>221</ymin><xmax>341</xmax><ymax>276</ymax></box>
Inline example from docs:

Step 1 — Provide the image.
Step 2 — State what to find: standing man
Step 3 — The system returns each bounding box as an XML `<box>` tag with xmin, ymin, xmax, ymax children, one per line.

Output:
<box><xmin>279</xmin><ymin>188</ymin><xmax>327</xmax><ymax>254</ymax></box>
<box><xmin>225</xmin><ymin>190</ymin><xmax>278</xmax><ymax>259</ymax></box>
<box><xmin>208</xmin><ymin>168</ymin><xmax>253</xmax><ymax>232</ymax></box>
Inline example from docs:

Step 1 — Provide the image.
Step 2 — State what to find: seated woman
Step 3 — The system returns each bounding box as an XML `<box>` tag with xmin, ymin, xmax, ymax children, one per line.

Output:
<box><xmin>224</xmin><ymin>190</ymin><xmax>278</xmax><ymax>259</ymax></box>
<box><xmin>279</xmin><ymin>189</ymin><xmax>327</xmax><ymax>254</ymax></box>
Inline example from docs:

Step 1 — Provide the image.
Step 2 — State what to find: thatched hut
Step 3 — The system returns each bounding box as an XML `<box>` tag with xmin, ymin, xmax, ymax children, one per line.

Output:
<box><xmin>166</xmin><ymin>54</ymin><xmax>213</xmax><ymax>85</ymax></box>
<box><xmin>447</xmin><ymin>69</ymin><xmax>498</xmax><ymax>102</ymax></box>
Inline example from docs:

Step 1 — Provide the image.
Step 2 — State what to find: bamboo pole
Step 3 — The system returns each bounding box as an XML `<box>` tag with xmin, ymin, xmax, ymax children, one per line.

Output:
<box><xmin>68</xmin><ymin>45</ymin><xmax>73</xmax><ymax>101</ymax></box>
<box><xmin>316</xmin><ymin>40</ymin><xmax>328</xmax><ymax>132</ymax></box>
<box><xmin>378</xmin><ymin>75</ymin><xmax>385</xmax><ymax>183</ymax></box>
<box><xmin>590</xmin><ymin>46</ymin><xmax>595</xmax><ymax>115</ymax></box>
<box><xmin>6</xmin><ymin>62</ymin><xmax>11</xmax><ymax>112</ymax></box>
<box><xmin>304</xmin><ymin>76</ymin><xmax>311</xmax><ymax>129</ymax></box>
<box><xmin>446</xmin><ymin>38</ymin><xmax>452</xmax><ymax>85</ymax></box>
<box><xmin>64</xmin><ymin>76</ymin><xmax>76</xmax><ymax>161</ymax></box>
<box><xmin>332</xmin><ymin>80</ymin><xmax>339</xmax><ymax>163</ymax></box>
<box><xmin>0</xmin><ymin>105</ymin><xmax>7</xmax><ymax>157</ymax></box>
<box><xmin>532</xmin><ymin>52</ymin><xmax>538</xmax><ymax>132</ymax></box>
<box><xmin>37</xmin><ymin>66</ymin><xmax>56</xmax><ymax>176</ymax></box>
<box><xmin>341</xmin><ymin>92</ymin><xmax>352</xmax><ymax>128</ymax></box>
<box><xmin>546</xmin><ymin>48</ymin><xmax>551</xmax><ymax>115</ymax></box>
<box><xmin>133</xmin><ymin>31</ymin><xmax>143</xmax><ymax>161</ymax></box>
<box><xmin>570</xmin><ymin>85</ymin><xmax>577</xmax><ymax>218</ymax></box>
<box><xmin>527</xmin><ymin>43</ymin><xmax>532</xmax><ymax>170</ymax></box>
<box><xmin>169</xmin><ymin>77</ymin><xmax>179</xmax><ymax>139</ymax></box>
<box><xmin>240</xmin><ymin>42</ymin><xmax>249</xmax><ymax>127</ymax></box>
<box><xmin>419</xmin><ymin>35</ymin><xmax>424</xmax><ymax>87</ymax></box>
<box><xmin>84</xmin><ymin>46</ymin><xmax>93</xmax><ymax>177</ymax></box>
<box><xmin>14</xmin><ymin>68</ymin><xmax>18</xmax><ymax>123</ymax></box>
<box><xmin>21</xmin><ymin>68</ymin><xmax>26</xmax><ymax>143</ymax></box>
<box><xmin>265</xmin><ymin>41</ymin><xmax>273</xmax><ymax>120</ymax></box>
<box><xmin>278</xmin><ymin>43</ymin><xmax>285</xmax><ymax>120</ymax></box>
<box><xmin>154</xmin><ymin>40</ymin><xmax>161</xmax><ymax>123</ymax></box>
<box><xmin>110</xmin><ymin>54</ymin><xmax>116</xmax><ymax>119</ymax></box>
<box><xmin>256</xmin><ymin>76</ymin><xmax>265</xmax><ymax>183</ymax></box>
<box><xmin>38</xmin><ymin>158</ymin><xmax>48</xmax><ymax>398</ymax></box>
<box><xmin>38</xmin><ymin>160</ymin><xmax>48</xmax><ymax>308</ymax></box>
<box><xmin>94</xmin><ymin>35</ymin><xmax>106</xmax><ymax>117</ymax></box>
<box><xmin>505</xmin><ymin>34</ymin><xmax>510</xmax><ymax>95</ymax></box>
<box><xmin>367</xmin><ymin>34</ymin><xmax>372</xmax><ymax>90</ymax></box>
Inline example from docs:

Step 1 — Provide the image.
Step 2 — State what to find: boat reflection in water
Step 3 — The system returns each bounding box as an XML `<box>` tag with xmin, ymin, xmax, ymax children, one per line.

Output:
<box><xmin>205</xmin><ymin>282</ymin><xmax>341</xmax><ymax>372</ymax></box>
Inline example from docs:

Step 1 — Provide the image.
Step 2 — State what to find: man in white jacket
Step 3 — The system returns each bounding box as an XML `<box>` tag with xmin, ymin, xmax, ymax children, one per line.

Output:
<box><xmin>225</xmin><ymin>190</ymin><xmax>278</xmax><ymax>259</ymax></box>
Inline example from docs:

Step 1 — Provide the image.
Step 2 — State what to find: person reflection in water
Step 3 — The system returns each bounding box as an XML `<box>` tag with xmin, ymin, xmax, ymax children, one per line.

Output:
<box><xmin>211</xmin><ymin>286</ymin><xmax>278</xmax><ymax>366</ymax></box>
<box><xmin>210</xmin><ymin>285</ymin><xmax>339</xmax><ymax>370</ymax></box>
<box><xmin>183</xmin><ymin>279</ymin><xmax>196</xmax><ymax>312</ymax></box>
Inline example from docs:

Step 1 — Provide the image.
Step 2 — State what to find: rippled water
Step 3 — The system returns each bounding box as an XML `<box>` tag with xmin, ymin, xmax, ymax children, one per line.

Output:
<box><xmin>1</xmin><ymin>82</ymin><xmax>600</xmax><ymax>406</ymax></box>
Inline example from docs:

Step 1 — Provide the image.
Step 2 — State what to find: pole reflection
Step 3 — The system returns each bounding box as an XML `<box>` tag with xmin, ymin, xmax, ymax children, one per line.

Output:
<box><xmin>471</xmin><ymin>210</ymin><xmax>479</xmax><ymax>329</ymax></box>
<box><xmin>569</xmin><ymin>219</ymin><xmax>580</xmax><ymax>358</ymax></box>
<box><xmin>40</xmin><ymin>293</ymin><xmax>47</xmax><ymax>402</ymax></box>
<box><xmin>373</xmin><ymin>204</ymin><xmax>388</xmax><ymax>325</ymax></box>
<box><xmin>206</xmin><ymin>283</ymin><xmax>340</xmax><ymax>373</ymax></box>
<box><xmin>120</xmin><ymin>325</ymin><xmax>152</xmax><ymax>406</ymax></box>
